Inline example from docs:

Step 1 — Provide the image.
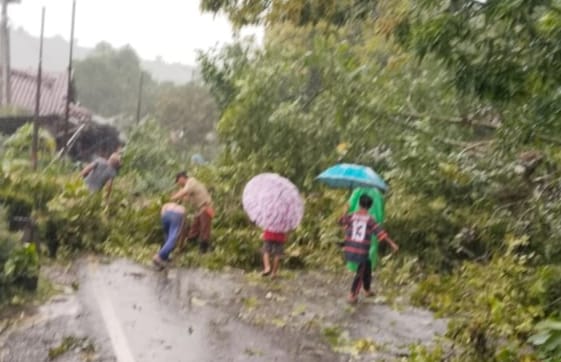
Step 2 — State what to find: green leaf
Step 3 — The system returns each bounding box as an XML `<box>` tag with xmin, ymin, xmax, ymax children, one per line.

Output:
<box><xmin>536</xmin><ymin>320</ymin><xmax>561</xmax><ymax>332</ymax></box>
<box><xmin>529</xmin><ymin>331</ymin><xmax>551</xmax><ymax>346</ymax></box>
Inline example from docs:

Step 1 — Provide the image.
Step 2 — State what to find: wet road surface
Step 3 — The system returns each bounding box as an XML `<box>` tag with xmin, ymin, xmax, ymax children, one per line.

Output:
<box><xmin>0</xmin><ymin>258</ymin><xmax>447</xmax><ymax>362</ymax></box>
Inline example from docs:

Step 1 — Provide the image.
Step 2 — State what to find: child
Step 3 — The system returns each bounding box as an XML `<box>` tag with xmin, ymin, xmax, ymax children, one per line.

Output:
<box><xmin>346</xmin><ymin>187</ymin><xmax>385</xmax><ymax>273</ymax></box>
<box><xmin>153</xmin><ymin>202</ymin><xmax>186</xmax><ymax>270</ymax></box>
<box><xmin>339</xmin><ymin>194</ymin><xmax>398</xmax><ymax>303</ymax></box>
<box><xmin>261</xmin><ymin>229</ymin><xmax>287</xmax><ymax>278</ymax></box>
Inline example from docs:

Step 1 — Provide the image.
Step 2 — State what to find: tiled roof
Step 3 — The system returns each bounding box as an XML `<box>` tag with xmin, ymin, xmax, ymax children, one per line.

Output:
<box><xmin>10</xmin><ymin>69</ymin><xmax>92</xmax><ymax>122</ymax></box>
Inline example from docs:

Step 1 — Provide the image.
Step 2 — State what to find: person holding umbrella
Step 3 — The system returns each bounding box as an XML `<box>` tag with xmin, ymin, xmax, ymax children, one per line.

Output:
<box><xmin>261</xmin><ymin>229</ymin><xmax>287</xmax><ymax>277</ymax></box>
<box><xmin>242</xmin><ymin>173</ymin><xmax>304</xmax><ymax>279</ymax></box>
<box><xmin>346</xmin><ymin>187</ymin><xmax>385</xmax><ymax>275</ymax></box>
<box><xmin>339</xmin><ymin>194</ymin><xmax>398</xmax><ymax>303</ymax></box>
<box><xmin>317</xmin><ymin>163</ymin><xmax>398</xmax><ymax>300</ymax></box>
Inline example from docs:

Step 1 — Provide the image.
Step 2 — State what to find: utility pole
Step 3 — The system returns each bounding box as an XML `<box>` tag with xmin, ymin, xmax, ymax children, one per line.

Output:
<box><xmin>135</xmin><ymin>72</ymin><xmax>144</xmax><ymax>125</ymax></box>
<box><xmin>0</xmin><ymin>0</ymin><xmax>18</xmax><ymax>107</ymax></box>
<box><xmin>31</xmin><ymin>7</ymin><xmax>45</xmax><ymax>171</ymax></box>
<box><xmin>63</xmin><ymin>0</ymin><xmax>76</xmax><ymax>145</ymax></box>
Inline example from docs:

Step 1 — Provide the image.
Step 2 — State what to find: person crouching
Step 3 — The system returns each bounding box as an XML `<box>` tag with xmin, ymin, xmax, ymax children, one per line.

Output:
<box><xmin>153</xmin><ymin>203</ymin><xmax>186</xmax><ymax>269</ymax></box>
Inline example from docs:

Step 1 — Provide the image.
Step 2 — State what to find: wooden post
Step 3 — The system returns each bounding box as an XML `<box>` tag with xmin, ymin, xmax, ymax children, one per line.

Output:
<box><xmin>2</xmin><ymin>0</ymin><xmax>8</xmax><ymax>106</ymax></box>
<box><xmin>63</xmin><ymin>0</ymin><xmax>76</xmax><ymax>146</ymax></box>
<box><xmin>0</xmin><ymin>0</ymin><xmax>14</xmax><ymax>106</ymax></box>
<box><xmin>135</xmin><ymin>71</ymin><xmax>144</xmax><ymax>125</ymax></box>
<box><xmin>31</xmin><ymin>7</ymin><xmax>45</xmax><ymax>170</ymax></box>
<box><xmin>0</xmin><ymin>0</ymin><xmax>5</xmax><ymax>105</ymax></box>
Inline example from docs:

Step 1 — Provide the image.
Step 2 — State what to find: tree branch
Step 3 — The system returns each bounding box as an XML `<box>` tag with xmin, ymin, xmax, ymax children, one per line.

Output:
<box><xmin>536</xmin><ymin>134</ymin><xmax>561</xmax><ymax>145</ymax></box>
<box><xmin>368</xmin><ymin>107</ymin><xmax>500</xmax><ymax>131</ymax></box>
<box><xmin>389</xmin><ymin>115</ymin><xmax>474</xmax><ymax>148</ymax></box>
<box><xmin>458</xmin><ymin>140</ymin><xmax>494</xmax><ymax>156</ymax></box>
<box><xmin>394</xmin><ymin>110</ymin><xmax>500</xmax><ymax>130</ymax></box>
<box><xmin>548</xmin><ymin>5</ymin><xmax>561</xmax><ymax>16</ymax></box>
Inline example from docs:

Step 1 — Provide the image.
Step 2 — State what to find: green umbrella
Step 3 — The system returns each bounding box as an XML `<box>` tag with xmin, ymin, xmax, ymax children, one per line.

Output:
<box><xmin>346</xmin><ymin>187</ymin><xmax>385</xmax><ymax>272</ymax></box>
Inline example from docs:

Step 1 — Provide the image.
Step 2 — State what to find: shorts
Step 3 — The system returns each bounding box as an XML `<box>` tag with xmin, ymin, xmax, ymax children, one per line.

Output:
<box><xmin>262</xmin><ymin>241</ymin><xmax>284</xmax><ymax>257</ymax></box>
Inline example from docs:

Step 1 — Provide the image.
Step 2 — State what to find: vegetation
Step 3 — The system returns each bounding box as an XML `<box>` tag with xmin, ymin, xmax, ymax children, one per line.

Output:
<box><xmin>1</xmin><ymin>0</ymin><xmax>561</xmax><ymax>360</ymax></box>
<box><xmin>74</xmin><ymin>43</ymin><xmax>218</xmax><ymax>160</ymax></box>
<box><xmin>0</xmin><ymin>207</ymin><xmax>40</xmax><ymax>302</ymax></box>
<box><xmin>74</xmin><ymin>43</ymin><xmax>154</xmax><ymax>118</ymax></box>
<box><xmin>48</xmin><ymin>336</ymin><xmax>95</xmax><ymax>360</ymax></box>
<box><xmin>195</xmin><ymin>1</ymin><xmax>561</xmax><ymax>360</ymax></box>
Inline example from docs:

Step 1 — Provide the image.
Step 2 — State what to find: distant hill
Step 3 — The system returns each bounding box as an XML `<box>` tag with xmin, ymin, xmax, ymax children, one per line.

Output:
<box><xmin>10</xmin><ymin>27</ymin><xmax>197</xmax><ymax>84</ymax></box>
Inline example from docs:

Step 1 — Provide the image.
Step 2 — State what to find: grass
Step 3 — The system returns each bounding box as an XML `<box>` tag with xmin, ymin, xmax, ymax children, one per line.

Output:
<box><xmin>0</xmin><ymin>275</ymin><xmax>57</xmax><ymax>316</ymax></box>
<box><xmin>48</xmin><ymin>336</ymin><xmax>95</xmax><ymax>360</ymax></box>
<box><xmin>322</xmin><ymin>325</ymin><xmax>345</xmax><ymax>348</ymax></box>
<box><xmin>243</xmin><ymin>296</ymin><xmax>260</xmax><ymax>310</ymax></box>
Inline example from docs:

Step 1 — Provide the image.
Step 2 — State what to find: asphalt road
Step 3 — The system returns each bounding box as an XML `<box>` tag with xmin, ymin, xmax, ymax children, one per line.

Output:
<box><xmin>0</xmin><ymin>258</ymin><xmax>446</xmax><ymax>362</ymax></box>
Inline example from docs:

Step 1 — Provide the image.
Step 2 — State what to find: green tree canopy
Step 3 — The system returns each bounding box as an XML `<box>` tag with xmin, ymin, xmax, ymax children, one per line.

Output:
<box><xmin>74</xmin><ymin>43</ymin><xmax>156</xmax><ymax>118</ymax></box>
<box><xmin>200</xmin><ymin>0</ymin><xmax>382</xmax><ymax>27</ymax></box>
<box><xmin>154</xmin><ymin>82</ymin><xmax>218</xmax><ymax>148</ymax></box>
<box><xmin>397</xmin><ymin>0</ymin><xmax>561</xmax><ymax>140</ymax></box>
<box><xmin>197</xmin><ymin>3</ymin><xmax>561</xmax><ymax>358</ymax></box>
<box><xmin>74</xmin><ymin>42</ymin><xmax>219</xmax><ymax>156</ymax></box>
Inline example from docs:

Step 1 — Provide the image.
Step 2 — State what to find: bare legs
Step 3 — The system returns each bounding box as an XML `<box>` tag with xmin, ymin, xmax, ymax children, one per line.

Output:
<box><xmin>262</xmin><ymin>253</ymin><xmax>281</xmax><ymax>277</ymax></box>
<box><xmin>272</xmin><ymin>255</ymin><xmax>281</xmax><ymax>277</ymax></box>
<box><xmin>262</xmin><ymin>252</ymin><xmax>271</xmax><ymax>275</ymax></box>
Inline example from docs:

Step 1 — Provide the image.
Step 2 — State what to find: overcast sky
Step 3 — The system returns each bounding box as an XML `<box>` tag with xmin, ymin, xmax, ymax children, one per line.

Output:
<box><xmin>10</xmin><ymin>0</ymin><xmax>261</xmax><ymax>65</ymax></box>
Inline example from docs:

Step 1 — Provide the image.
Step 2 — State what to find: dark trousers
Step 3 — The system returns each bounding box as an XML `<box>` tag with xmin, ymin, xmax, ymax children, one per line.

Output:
<box><xmin>350</xmin><ymin>260</ymin><xmax>372</xmax><ymax>297</ymax></box>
